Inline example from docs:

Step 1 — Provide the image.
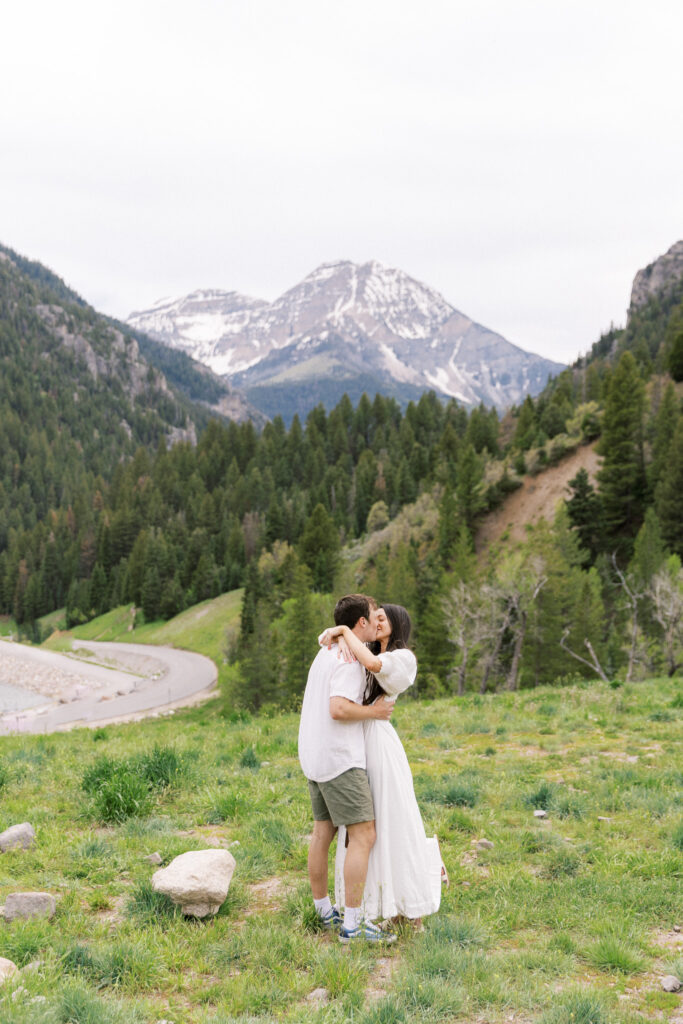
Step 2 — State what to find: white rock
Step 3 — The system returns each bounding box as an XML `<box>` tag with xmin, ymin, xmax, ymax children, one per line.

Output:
<box><xmin>533</xmin><ymin>810</ymin><xmax>547</xmax><ymax>818</ymax></box>
<box><xmin>0</xmin><ymin>823</ymin><xmax>36</xmax><ymax>852</ymax></box>
<box><xmin>144</xmin><ymin>852</ymin><xmax>163</xmax><ymax>865</ymax></box>
<box><xmin>3</xmin><ymin>892</ymin><xmax>56</xmax><ymax>922</ymax></box>
<box><xmin>0</xmin><ymin>958</ymin><xmax>18</xmax><ymax>985</ymax></box>
<box><xmin>11</xmin><ymin>986</ymin><xmax>28</xmax><ymax>1001</ymax></box>
<box><xmin>661</xmin><ymin>975</ymin><xmax>681</xmax><ymax>992</ymax></box>
<box><xmin>152</xmin><ymin>849</ymin><xmax>236</xmax><ymax>917</ymax></box>
<box><xmin>306</xmin><ymin>987</ymin><xmax>329</xmax><ymax>1004</ymax></box>
<box><xmin>597</xmin><ymin>816</ymin><xmax>612</xmax><ymax>822</ymax></box>
<box><xmin>476</xmin><ymin>838</ymin><xmax>495</xmax><ymax>850</ymax></box>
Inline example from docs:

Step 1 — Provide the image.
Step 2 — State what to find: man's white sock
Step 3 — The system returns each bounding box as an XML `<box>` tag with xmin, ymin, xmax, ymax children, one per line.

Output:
<box><xmin>314</xmin><ymin>896</ymin><xmax>332</xmax><ymax>918</ymax></box>
<box><xmin>344</xmin><ymin>906</ymin><xmax>362</xmax><ymax>932</ymax></box>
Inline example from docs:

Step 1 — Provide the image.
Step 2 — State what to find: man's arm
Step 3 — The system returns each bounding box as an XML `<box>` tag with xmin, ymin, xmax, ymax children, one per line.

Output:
<box><xmin>329</xmin><ymin>696</ymin><xmax>394</xmax><ymax>722</ymax></box>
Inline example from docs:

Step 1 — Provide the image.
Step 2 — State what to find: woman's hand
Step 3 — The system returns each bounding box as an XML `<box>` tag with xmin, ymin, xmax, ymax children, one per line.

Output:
<box><xmin>319</xmin><ymin>625</ymin><xmax>355</xmax><ymax>662</ymax></box>
<box><xmin>335</xmin><ymin>634</ymin><xmax>355</xmax><ymax>663</ymax></box>
<box><xmin>319</xmin><ymin>624</ymin><xmax>347</xmax><ymax>647</ymax></box>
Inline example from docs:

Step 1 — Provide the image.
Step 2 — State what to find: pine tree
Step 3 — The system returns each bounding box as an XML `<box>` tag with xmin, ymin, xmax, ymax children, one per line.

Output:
<box><xmin>596</xmin><ymin>352</ymin><xmax>647</xmax><ymax>556</ymax></box>
<box><xmin>565</xmin><ymin>468</ymin><xmax>603</xmax><ymax>563</ymax></box>
<box><xmin>281</xmin><ymin>562</ymin><xmax>316</xmax><ymax>702</ymax></box>
<box><xmin>298</xmin><ymin>504</ymin><xmax>340</xmax><ymax>592</ymax></box>
<box><xmin>649</xmin><ymin>380</ymin><xmax>680</xmax><ymax>493</ymax></box>
<box><xmin>654</xmin><ymin>417</ymin><xmax>683</xmax><ymax>557</ymax></box>
<box><xmin>629</xmin><ymin>507</ymin><xmax>667</xmax><ymax>589</ymax></box>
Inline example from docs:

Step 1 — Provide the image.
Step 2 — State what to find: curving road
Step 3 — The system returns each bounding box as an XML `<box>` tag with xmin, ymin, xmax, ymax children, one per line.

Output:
<box><xmin>0</xmin><ymin>639</ymin><xmax>217</xmax><ymax>735</ymax></box>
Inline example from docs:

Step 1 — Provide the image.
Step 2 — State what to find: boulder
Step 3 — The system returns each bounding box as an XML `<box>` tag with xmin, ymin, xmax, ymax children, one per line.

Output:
<box><xmin>0</xmin><ymin>823</ymin><xmax>36</xmax><ymax>852</ymax></box>
<box><xmin>2</xmin><ymin>892</ymin><xmax>56</xmax><ymax>923</ymax></box>
<box><xmin>0</xmin><ymin>958</ymin><xmax>18</xmax><ymax>985</ymax></box>
<box><xmin>661</xmin><ymin>975</ymin><xmax>681</xmax><ymax>993</ymax></box>
<box><xmin>476</xmin><ymin>838</ymin><xmax>494</xmax><ymax>850</ymax></box>
<box><xmin>144</xmin><ymin>852</ymin><xmax>163</xmax><ymax>865</ymax></box>
<box><xmin>152</xmin><ymin>849</ymin><xmax>236</xmax><ymax>917</ymax></box>
<box><xmin>533</xmin><ymin>810</ymin><xmax>547</xmax><ymax>819</ymax></box>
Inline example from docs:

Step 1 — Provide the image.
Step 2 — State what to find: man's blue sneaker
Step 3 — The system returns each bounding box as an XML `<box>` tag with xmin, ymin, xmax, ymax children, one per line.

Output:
<box><xmin>320</xmin><ymin>906</ymin><xmax>342</xmax><ymax>931</ymax></box>
<box><xmin>338</xmin><ymin>919</ymin><xmax>397</xmax><ymax>944</ymax></box>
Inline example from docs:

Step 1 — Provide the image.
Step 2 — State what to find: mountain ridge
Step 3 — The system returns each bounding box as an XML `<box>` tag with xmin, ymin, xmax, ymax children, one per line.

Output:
<box><xmin>127</xmin><ymin>259</ymin><xmax>566</xmax><ymax>420</ymax></box>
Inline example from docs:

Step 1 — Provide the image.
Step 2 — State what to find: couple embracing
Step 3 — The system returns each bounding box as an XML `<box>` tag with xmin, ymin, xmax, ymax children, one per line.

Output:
<box><xmin>298</xmin><ymin>593</ymin><xmax>445</xmax><ymax>944</ymax></box>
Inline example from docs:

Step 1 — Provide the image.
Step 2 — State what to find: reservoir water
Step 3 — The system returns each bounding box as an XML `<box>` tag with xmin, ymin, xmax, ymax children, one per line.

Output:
<box><xmin>0</xmin><ymin>681</ymin><xmax>44</xmax><ymax>712</ymax></box>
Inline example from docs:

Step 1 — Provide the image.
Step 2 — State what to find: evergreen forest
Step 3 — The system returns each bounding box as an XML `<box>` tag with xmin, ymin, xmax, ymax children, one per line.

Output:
<box><xmin>1</xmin><ymin>244</ymin><xmax>683</xmax><ymax>709</ymax></box>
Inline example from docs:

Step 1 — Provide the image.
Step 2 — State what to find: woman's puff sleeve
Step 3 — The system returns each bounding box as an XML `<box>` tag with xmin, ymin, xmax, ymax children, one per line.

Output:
<box><xmin>374</xmin><ymin>649</ymin><xmax>417</xmax><ymax>697</ymax></box>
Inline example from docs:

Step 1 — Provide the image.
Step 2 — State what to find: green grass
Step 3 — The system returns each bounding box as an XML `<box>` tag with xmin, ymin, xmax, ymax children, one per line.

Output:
<box><xmin>0</xmin><ymin>629</ymin><xmax>681</xmax><ymax>1021</ymax></box>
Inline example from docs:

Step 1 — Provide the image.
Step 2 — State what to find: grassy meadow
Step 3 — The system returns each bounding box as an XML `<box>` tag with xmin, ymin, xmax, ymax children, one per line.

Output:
<box><xmin>0</xmin><ymin>606</ymin><xmax>682</xmax><ymax>1023</ymax></box>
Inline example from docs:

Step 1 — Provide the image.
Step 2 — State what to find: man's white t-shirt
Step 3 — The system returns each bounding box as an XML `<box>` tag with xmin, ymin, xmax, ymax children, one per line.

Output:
<box><xmin>298</xmin><ymin>643</ymin><xmax>367</xmax><ymax>783</ymax></box>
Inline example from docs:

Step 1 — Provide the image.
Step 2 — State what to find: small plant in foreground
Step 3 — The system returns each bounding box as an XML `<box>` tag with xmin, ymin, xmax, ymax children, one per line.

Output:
<box><xmin>125</xmin><ymin>880</ymin><xmax>179</xmax><ymax>923</ymax></box>
<box><xmin>541</xmin><ymin>848</ymin><xmax>581</xmax><ymax>879</ymax></box>
<box><xmin>586</xmin><ymin>935</ymin><xmax>645</xmax><ymax>974</ymax></box>
<box><xmin>205</xmin><ymin>788</ymin><xmax>245</xmax><ymax>823</ymax></box>
<box><xmin>443</xmin><ymin>779</ymin><xmax>478</xmax><ymax>807</ymax></box>
<box><xmin>91</xmin><ymin>769</ymin><xmax>152</xmax><ymax>824</ymax></box>
<box><xmin>239</xmin><ymin>745</ymin><xmax>260</xmax><ymax>769</ymax></box>
<box><xmin>525</xmin><ymin>780</ymin><xmax>556</xmax><ymax>810</ymax></box>
<box><xmin>540</xmin><ymin>989</ymin><xmax>610</xmax><ymax>1024</ymax></box>
<box><xmin>136</xmin><ymin>743</ymin><xmax>186</xmax><ymax>789</ymax></box>
<box><xmin>672</xmin><ymin>818</ymin><xmax>683</xmax><ymax>850</ymax></box>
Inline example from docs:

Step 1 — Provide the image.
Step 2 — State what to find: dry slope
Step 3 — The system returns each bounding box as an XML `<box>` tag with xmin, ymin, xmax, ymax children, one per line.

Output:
<box><xmin>475</xmin><ymin>442</ymin><xmax>600</xmax><ymax>553</ymax></box>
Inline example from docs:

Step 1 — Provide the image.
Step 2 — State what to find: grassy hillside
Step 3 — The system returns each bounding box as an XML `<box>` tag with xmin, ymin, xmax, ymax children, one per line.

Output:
<box><xmin>0</xmin><ymin>675</ymin><xmax>681</xmax><ymax>1023</ymax></box>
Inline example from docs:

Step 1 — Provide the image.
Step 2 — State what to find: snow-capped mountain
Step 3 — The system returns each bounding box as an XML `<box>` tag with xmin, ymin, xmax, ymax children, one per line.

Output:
<box><xmin>128</xmin><ymin>261</ymin><xmax>565</xmax><ymax>419</ymax></box>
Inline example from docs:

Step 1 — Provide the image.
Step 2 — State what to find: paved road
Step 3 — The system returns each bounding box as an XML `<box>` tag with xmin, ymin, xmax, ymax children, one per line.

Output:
<box><xmin>0</xmin><ymin>639</ymin><xmax>217</xmax><ymax>735</ymax></box>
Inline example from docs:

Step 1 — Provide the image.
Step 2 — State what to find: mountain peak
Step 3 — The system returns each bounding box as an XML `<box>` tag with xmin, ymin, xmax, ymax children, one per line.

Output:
<box><xmin>630</xmin><ymin>240</ymin><xmax>683</xmax><ymax>310</ymax></box>
<box><xmin>127</xmin><ymin>260</ymin><xmax>565</xmax><ymax>415</ymax></box>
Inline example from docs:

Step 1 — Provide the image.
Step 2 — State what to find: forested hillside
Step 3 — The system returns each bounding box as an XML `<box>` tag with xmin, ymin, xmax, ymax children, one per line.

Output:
<box><xmin>1</xmin><ymin>244</ymin><xmax>682</xmax><ymax>709</ymax></box>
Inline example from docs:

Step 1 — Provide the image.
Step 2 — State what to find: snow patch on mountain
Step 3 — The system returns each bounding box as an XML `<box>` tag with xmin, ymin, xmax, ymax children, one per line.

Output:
<box><xmin>127</xmin><ymin>260</ymin><xmax>565</xmax><ymax>411</ymax></box>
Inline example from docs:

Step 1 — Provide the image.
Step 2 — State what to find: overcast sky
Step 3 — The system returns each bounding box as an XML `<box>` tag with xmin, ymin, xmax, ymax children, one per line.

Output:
<box><xmin>3</xmin><ymin>0</ymin><xmax>682</xmax><ymax>364</ymax></box>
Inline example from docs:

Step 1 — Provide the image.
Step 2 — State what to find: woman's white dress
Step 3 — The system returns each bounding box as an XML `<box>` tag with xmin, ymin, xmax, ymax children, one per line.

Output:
<box><xmin>335</xmin><ymin>648</ymin><xmax>443</xmax><ymax>921</ymax></box>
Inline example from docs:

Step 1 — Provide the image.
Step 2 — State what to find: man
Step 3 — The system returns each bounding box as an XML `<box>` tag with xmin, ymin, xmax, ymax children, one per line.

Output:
<box><xmin>298</xmin><ymin>593</ymin><xmax>396</xmax><ymax>942</ymax></box>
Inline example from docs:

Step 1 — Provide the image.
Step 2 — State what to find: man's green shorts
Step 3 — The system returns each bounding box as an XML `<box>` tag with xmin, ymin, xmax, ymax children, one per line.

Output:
<box><xmin>308</xmin><ymin>767</ymin><xmax>374</xmax><ymax>826</ymax></box>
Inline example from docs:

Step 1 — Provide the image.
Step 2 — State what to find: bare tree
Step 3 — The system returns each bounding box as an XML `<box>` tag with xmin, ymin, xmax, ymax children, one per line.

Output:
<box><xmin>478</xmin><ymin>582</ymin><xmax>512</xmax><ymax>694</ymax></box>
<box><xmin>648</xmin><ymin>559</ymin><xmax>683</xmax><ymax>676</ymax></box>
<box><xmin>559</xmin><ymin>628</ymin><xmax>610</xmax><ymax>682</ymax></box>
<box><xmin>611</xmin><ymin>553</ymin><xmax>647</xmax><ymax>683</ymax></box>
<box><xmin>496</xmin><ymin>552</ymin><xmax>548</xmax><ymax>691</ymax></box>
<box><xmin>443</xmin><ymin>581</ymin><xmax>486</xmax><ymax>695</ymax></box>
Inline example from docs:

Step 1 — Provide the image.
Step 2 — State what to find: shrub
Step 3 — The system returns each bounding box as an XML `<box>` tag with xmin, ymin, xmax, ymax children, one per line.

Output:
<box><xmin>525</xmin><ymin>781</ymin><xmax>556</xmax><ymax>811</ymax></box>
<box><xmin>82</xmin><ymin>755</ymin><xmax>122</xmax><ymax>795</ymax></box>
<box><xmin>239</xmin><ymin>745</ymin><xmax>260</xmax><ymax>769</ymax></box>
<box><xmin>205</xmin><ymin>789</ymin><xmax>245</xmax><ymax>823</ymax></box>
<box><xmin>443</xmin><ymin>780</ymin><xmax>478</xmax><ymax>808</ymax></box>
<box><xmin>126</xmin><ymin>881</ymin><xmax>178</xmax><ymax>924</ymax></box>
<box><xmin>586</xmin><ymin>935</ymin><xmax>645</xmax><ymax>974</ymax></box>
<box><xmin>541</xmin><ymin>848</ymin><xmax>581</xmax><ymax>879</ymax></box>
<box><xmin>672</xmin><ymin>819</ymin><xmax>683</xmax><ymax>851</ymax></box>
<box><xmin>136</xmin><ymin>744</ymin><xmax>185</xmax><ymax>790</ymax></box>
<box><xmin>540</xmin><ymin>990</ymin><xmax>609</xmax><ymax>1024</ymax></box>
<box><xmin>0</xmin><ymin>759</ymin><xmax>8</xmax><ymax>789</ymax></box>
<box><xmin>92</xmin><ymin>768</ymin><xmax>152</xmax><ymax>824</ymax></box>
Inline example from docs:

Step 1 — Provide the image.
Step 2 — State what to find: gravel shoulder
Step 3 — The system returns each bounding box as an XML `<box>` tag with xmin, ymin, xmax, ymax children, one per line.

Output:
<box><xmin>0</xmin><ymin>638</ymin><xmax>217</xmax><ymax>735</ymax></box>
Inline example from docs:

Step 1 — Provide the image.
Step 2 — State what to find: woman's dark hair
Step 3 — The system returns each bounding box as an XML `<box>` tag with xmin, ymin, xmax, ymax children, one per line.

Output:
<box><xmin>363</xmin><ymin>603</ymin><xmax>413</xmax><ymax>706</ymax></box>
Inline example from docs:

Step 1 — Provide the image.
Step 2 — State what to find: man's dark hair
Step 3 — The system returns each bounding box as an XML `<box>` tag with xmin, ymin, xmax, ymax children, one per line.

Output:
<box><xmin>334</xmin><ymin>593</ymin><xmax>377</xmax><ymax>629</ymax></box>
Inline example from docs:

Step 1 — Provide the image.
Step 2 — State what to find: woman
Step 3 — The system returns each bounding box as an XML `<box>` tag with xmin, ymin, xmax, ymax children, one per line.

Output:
<box><xmin>320</xmin><ymin>604</ymin><xmax>445</xmax><ymax>925</ymax></box>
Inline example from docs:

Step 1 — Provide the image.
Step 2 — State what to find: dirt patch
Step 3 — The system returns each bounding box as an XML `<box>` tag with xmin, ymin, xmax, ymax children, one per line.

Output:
<box><xmin>365</xmin><ymin>955</ymin><xmax>397</xmax><ymax>1002</ymax></box>
<box><xmin>248</xmin><ymin>876</ymin><xmax>289</xmax><ymax>911</ymax></box>
<box><xmin>652</xmin><ymin>928</ymin><xmax>683</xmax><ymax>954</ymax></box>
<box><xmin>476</xmin><ymin>443</ymin><xmax>600</xmax><ymax>553</ymax></box>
